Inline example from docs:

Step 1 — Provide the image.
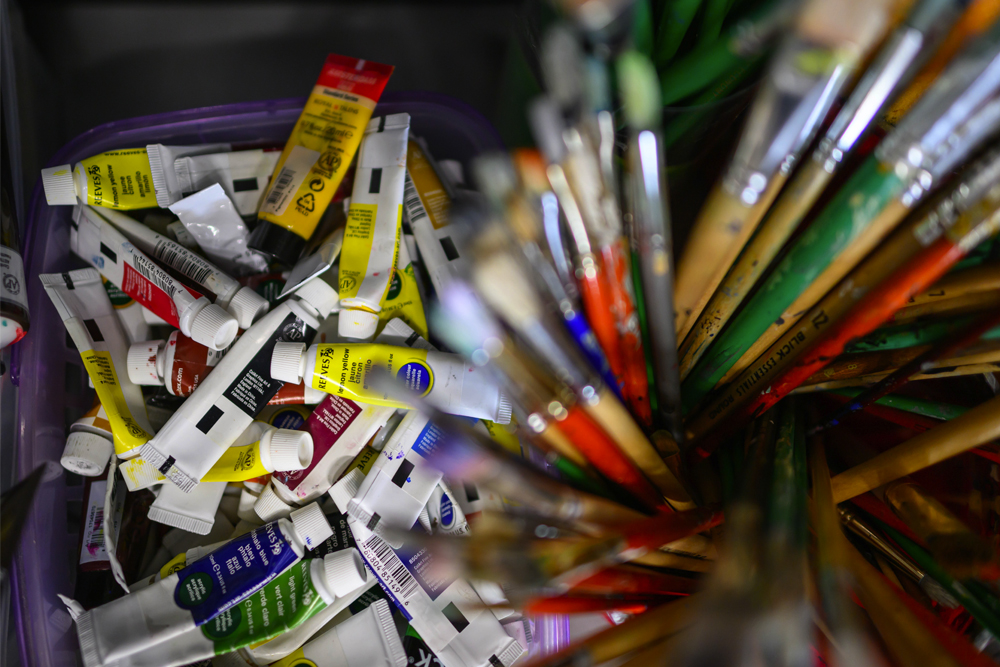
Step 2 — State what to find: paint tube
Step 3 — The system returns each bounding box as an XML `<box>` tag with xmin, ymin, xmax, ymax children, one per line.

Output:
<box><xmin>268</xmin><ymin>599</ymin><xmax>406</xmax><ymax>667</ymax></box>
<box><xmin>271</xmin><ymin>388</ymin><xmax>393</xmax><ymax>503</ymax></box>
<box><xmin>252</xmin><ymin>54</ymin><xmax>394</xmax><ymax>266</ymax></box>
<box><xmin>328</xmin><ymin>452</ymin><xmax>376</xmax><ymax>514</ymax></box>
<box><xmin>62</xmin><ymin>398</ymin><xmax>114</xmax><ymax>476</ymax></box>
<box><xmin>402</xmin><ymin>626</ymin><xmax>445</xmax><ymax>667</ymax></box>
<box><xmin>83</xmin><ymin>553</ymin><xmax>367</xmax><ymax>667</ymax></box>
<box><xmin>73</xmin><ymin>472</ymin><xmax>120</xmax><ymax>609</ymax></box>
<box><xmin>75</xmin><ymin>503</ymin><xmax>334</xmax><ymax>665</ymax></box>
<box><xmin>237</xmin><ymin>513</ymin><xmax>383</xmax><ymax>664</ymax></box>
<box><xmin>137</xmin><ymin>278</ymin><xmax>337</xmax><ymax>492</ymax></box>
<box><xmin>0</xmin><ymin>198</ymin><xmax>30</xmax><ymax>348</ymax></box>
<box><xmin>270</xmin><ymin>341</ymin><xmax>512</xmax><ymax>423</ymax></box>
<box><xmin>345</xmin><ymin>411</ymin><xmax>444</xmax><ymax>545</ymax></box>
<box><xmin>149</xmin><ymin>480</ymin><xmax>228</xmax><ymax>534</ymax></box>
<box><xmin>91</xmin><ymin>205</ymin><xmax>269</xmax><ymax>328</ymax></box>
<box><xmin>40</xmin><ymin>144</ymin><xmax>227</xmax><ymax>210</ymax></box>
<box><xmin>169</xmin><ymin>184</ymin><xmax>269</xmax><ymax>277</ymax></box>
<box><xmin>41</xmin><ymin>268</ymin><xmax>155</xmax><ymax>458</ymax></box>
<box><xmin>166</xmin><ymin>220</ymin><xmax>199</xmax><ymax>249</ymax></box>
<box><xmin>349</xmin><ymin>517</ymin><xmax>524</xmax><ymax>667</ymax></box>
<box><xmin>101</xmin><ymin>278</ymin><xmax>149</xmax><ymax>345</ymax></box>
<box><xmin>425</xmin><ymin>480</ymin><xmax>470</xmax><ymax>537</ymax></box>
<box><xmin>70</xmin><ymin>205</ymin><xmax>238</xmax><ymax>350</ymax></box>
<box><xmin>152</xmin><ymin>147</ymin><xmax>280</xmax><ymax>214</ymax></box>
<box><xmin>378</xmin><ymin>232</ymin><xmax>428</xmax><ymax>339</ymax></box>
<box><xmin>404</xmin><ymin>139</ymin><xmax>463</xmax><ymax>295</ymax></box>
<box><xmin>269</xmin><ymin>392</ymin><xmax>393</xmax><ymax>505</ymax></box>
<box><xmin>119</xmin><ymin>421</ymin><xmax>313</xmax><ymax>491</ymax></box>
<box><xmin>338</xmin><ymin>113</ymin><xmax>411</xmax><ymax>340</ymax></box>
<box><xmin>127</xmin><ymin>331</ymin><xmax>323</xmax><ymax>403</ymax></box>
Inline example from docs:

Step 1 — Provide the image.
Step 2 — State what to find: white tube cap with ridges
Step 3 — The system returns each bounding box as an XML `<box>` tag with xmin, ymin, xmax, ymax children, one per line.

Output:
<box><xmin>495</xmin><ymin>391</ymin><xmax>513</xmax><ymax>425</ymax></box>
<box><xmin>338</xmin><ymin>309</ymin><xmax>379</xmax><ymax>341</ymax></box>
<box><xmin>189</xmin><ymin>303</ymin><xmax>239</xmax><ymax>350</ymax></box>
<box><xmin>288</xmin><ymin>502</ymin><xmax>333</xmax><ymax>550</ymax></box>
<box><xmin>323</xmin><ymin>549</ymin><xmax>369</xmax><ymax>598</ymax></box>
<box><xmin>328</xmin><ymin>467</ymin><xmax>367</xmax><ymax>514</ymax></box>
<box><xmin>270</xmin><ymin>342</ymin><xmax>306</xmax><ymax>384</ymax></box>
<box><xmin>127</xmin><ymin>340</ymin><xmax>165</xmax><ymax>386</ymax></box>
<box><xmin>260</xmin><ymin>428</ymin><xmax>313</xmax><ymax>472</ymax></box>
<box><xmin>225</xmin><ymin>287</ymin><xmax>269</xmax><ymax>329</ymax></box>
<box><xmin>254</xmin><ymin>483</ymin><xmax>294</xmax><ymax>522</ymax></box>
<box><xmin>41</xmin><ymin>165</ymin><xmax>78</xmax><ymax>205</ymax></box>
<box><xmin>294</xmin><ymin>278</ymin><xmax>339</xmax><ymax>318</ymax></box>
<box><xmin>61</xmin><ymin>432</ymin><xmax>112</xmax><ymax>476</ymax></box>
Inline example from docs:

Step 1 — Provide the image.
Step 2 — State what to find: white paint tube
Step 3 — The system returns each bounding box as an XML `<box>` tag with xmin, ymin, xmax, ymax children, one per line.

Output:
<box><xmin>169</xmin><ymin>184</ymin><xmax>269</xmax><ymax>276</ymax></box>
<box><xmin>338</xmin><ymin>114</ymin><xmax>411</xmax><ymax>341</ymax></box>
<box><xmin>40</xmin><ymin>268</ymin><xmax>154</xmax><ymax>459</ymax></box>
<box><xmin>101</xmin><ymin>278</ymin><xmax>150</xmax><ymax>345</ymax></box>
<box><xmin>152</xmin><ymin>146</ymin><xmax>279</xmax><ymax>214</ymax></box>
<box><xmin>267</xmin><ymin>599</ymin><xmax>406</xmax><ymax>667</ymax></box>
<box><xmin>89</xmin><ymin>204</ymin><xmax>269</xmax><ymax>328</ymax></box>
<box><xmin>137</xmin><ymin>278</ymin><xmax>337</xmax><ymax>492</ymax></box>
<box><xmin>148</xmin><ymin>481</ymin><xmax>228</xmax><ymax>534</ymax></box>
<box><xmin>345</xmin><ymin>411</ymin><xmax>444</xmax><ymax>546</ymax></box>
<box><xmin>349</xmin><ymin>517</ymin><xmax>524</xmax><ymax>667</ymax></box>
<box><xmin>70</xmin><ymin>205</ymin><xmax>238</xmax><ymax>350</ymax></box>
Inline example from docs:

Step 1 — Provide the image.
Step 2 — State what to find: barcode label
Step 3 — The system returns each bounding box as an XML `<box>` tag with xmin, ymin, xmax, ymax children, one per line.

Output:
<box><xmin>260</xmin><ymin>146</ymin><xmax>320</xmax><ymax>216</ymax></box>
<box><xmin>80</xmin><ymin>480</ymin><xmax>109</xmax><ymax>566</ymax></box>
<box><xmin>364</xmin><ymin>534</ymin><xmax>419</xmax><ymax>600</ymax></box>
<box><xmin>403</xmin><ymin>174</ymin><xmax>428</xmax><ymax>223</ymax></box>
<box><xmin>153</xmin><ymin>240</ymin><xmax>214</xmax><ymax>285</ymax></box>
<box><xmin>131</xmin><ymin>252</ymin><xmax>179</xmax><ymax>297</ymax></box>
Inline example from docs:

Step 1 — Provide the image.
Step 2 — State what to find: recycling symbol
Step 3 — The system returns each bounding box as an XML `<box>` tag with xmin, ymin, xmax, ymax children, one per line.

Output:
<box><xmin>297</xmin><ymin>193</ymin><xmax>315</xmax><ymax>213</ymax></box>
<box><xmin>3</xmin><ymin>274</ymin><xmax>20</xmax><ymax>296</ymax></box>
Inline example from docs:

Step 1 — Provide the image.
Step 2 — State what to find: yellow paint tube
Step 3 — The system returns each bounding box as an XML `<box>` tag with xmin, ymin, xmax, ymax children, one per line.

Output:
<box><xmin>252</xmin><ymin>54</ymin><xmax>394</xmax><ymax>267</ymax></box>
<box><xmin>338</xmin><ymin>113</ymin><xmax>411</xmax><ymax>340</ymax></box>
<box><xmin>118</xmin><ymin>422</ymin><xmax>313</xmax><ymax>490</ymax></box>
<box><xmin>41</xmin><ymin>268</ymin><xmax>154</xmax><ymax>458</ymax></box>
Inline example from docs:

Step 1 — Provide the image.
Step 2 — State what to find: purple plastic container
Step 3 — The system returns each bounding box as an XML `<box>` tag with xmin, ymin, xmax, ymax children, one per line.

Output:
<box><xmin>11</xmin><ymin>93</ymin><xmax>515</xmax><ymax>666</ymax></box>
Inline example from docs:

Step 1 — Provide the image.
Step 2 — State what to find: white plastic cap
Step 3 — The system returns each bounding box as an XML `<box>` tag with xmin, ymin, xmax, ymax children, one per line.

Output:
<box><xmin>439</xmin><ymin>159</ymin><xmax>465</xmax><ymax>186</ymax></box>
<box><xmin>189</xmin><ymin>303</ymin><xmax>239</xmax><ymax>350</ymax></box>
<box><xmin>323</xmin><ymin>549</ymin><xmax>369</xmax><ymax>598</ymax></box>
<box><xmin>294</xmin><ymin>278</ymin><xmax>339</xmax><ymax>318</ymax></box>
<box><xmin>226</xmin><ymin>287</ymin><xmax>269</xmax><ymax>329</ymax></box>
<box><xmin>254</xmin><ymin>483</ymin><xmax>294</xmax><ymax>522</ymax></box>
<box><xmin>329</xmin><ymin>467</ymin><xmax>367</xmax><ymax>514</ymax></box>
<box><xmin>270</xmin><ymin>342</ymin><xmax>307</xmax><ymax>384</ymax></box>
<box><xmin>338</xmin><ymin>309</ymin><xmax>379</xmax><ymax>341</ymax></box>
<box><xmin>237</xmin><ymin>487</ymin><xmax>261</xmax><ymax>524</ymax></box>
<box><xmin>127</xmin><ymin>340</ymin><xmax>165</xmax><ymax>386</ymax></box>
<box><xmin>41</xmin><ymin>165</ymin><xmax>78</xmax><ymax>205</ymax></box>
<box><xmin>495</xmin><ymin>391</ymin><xmax>513</xmax><ymax>425</ymax></box>
<box><xmin>289</xmin><ymin>502</ymin><xmax>333</xmax><ymax>550</ymax></box>
<box><xmin>61</xmin><ymin>432</ymin><xmax>112</xmax><ymax>476</ymax></box>
<box><xmin>261</xmin><ymin>429</ymin><xmax>313</xmax><ymax>472</ymax></box>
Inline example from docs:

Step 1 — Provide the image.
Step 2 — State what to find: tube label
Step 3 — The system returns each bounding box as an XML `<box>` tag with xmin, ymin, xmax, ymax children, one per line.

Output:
<box><xmin>82</xmin><ymin>350</ymin><xmax>154</xmax><ymax>453</ymax></box>
<box><xmin>201</xmin><ymin>559</ymin><xmax>326</xmax><ymax>653</ymax></box>
<box><xmin>174</xmin><ymin>521</ymin><xmax>298</xmax><ymax>625</ymax></box>
<box><xmin>168</xmin><ymin>331</ymin><xmax>227</xmax><ymax>396</ymax></box>
<box><xmin>311</xmin><ymin>343</ymin><xmax>433</xmax><ymax>407</ymax></box>
<box><xmin>258</xmin><ymin>54</ymin><xmax>393</xmax><ymax>241</ymax></box>
<box><xmin>200</xmin><ymin>439</ymin><xmax>270</xmax><ymax>482</ymax></box>
<box><xmin>79</xmin><ymin>149</ymin><xmax>156</xmax><ymax>209</ymax></box>
<box><xmin>223</xmin><ymin>313</ymin><xmax>311</xmax><ymax>417</ymax></box>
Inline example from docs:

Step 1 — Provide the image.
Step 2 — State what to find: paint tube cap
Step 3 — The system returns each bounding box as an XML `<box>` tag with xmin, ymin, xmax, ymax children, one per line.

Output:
<box><xmin>61</xmin><ymin>432</ymin><xmax>112</xmax><ymax>476</ymax></box>
<box><xmin>41</xmin><ymin>165</ymin><xmax>77</xmax><ymax>205</ymax></box>
<box><xmin>338</xmin><ymin>309</ymin><xmax>379</xmax><ymax>341</ymax></box>
<box><xmin>294</xmin><ymin>278</ymin><xmax>338</xmax><ymax>318</ymax></box>
<box><xmin>323</xmin><ymin>549</ymin><xmax>369</xmax><ymax>598</ymax></box>
<box><xmin>289</xmin><ymin>502</ymin><xmax>333</xmax><ymax>550</ymax></box>
<box><xmin>254</xmin><ymin>483</ymin><xmax>294</xmax><ymax>522</ymax></box>
<box><xmin>189</xmin><ymin>303</ymin><xmax>239</xmax><ymax>351</ymax></box>
<box><xmin>226</xmin><ymin>287</ymin><xmax>270</xmax><ymax>329</ymax></box>
<box><xmin>260</xmin><ymin>429</ymin><xmax>313</xmax><ymax>473</ymax></box>
<box><xmin>237</xmin><ymin>487</ymin><xmax>260</xmax><ymax>523</ymax></box>
<box><xmin>270</xmin><ymin>342</ymin><xmax>307</xmax><ymax>384</ymax></box>
<box><xmin>127</xmin><ymin>340</ymin><xmax>166</xmax><ymax>386</ymax></box>
<box><xmin>329</xmin><ymin>467</ymin><xmax>367</xmax><ymax>513</ymax></box>
<box><xmin>496</xmin><ymin>391</ymin><xmax>513</xmax><ymax>425</ymax></box>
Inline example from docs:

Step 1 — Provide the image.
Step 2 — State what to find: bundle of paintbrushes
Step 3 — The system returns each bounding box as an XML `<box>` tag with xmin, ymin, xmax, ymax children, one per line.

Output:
<box><xmin>397</xmin><ymin>0</ymin><xmax>1000</xmax><ymax>664</ymax></box>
